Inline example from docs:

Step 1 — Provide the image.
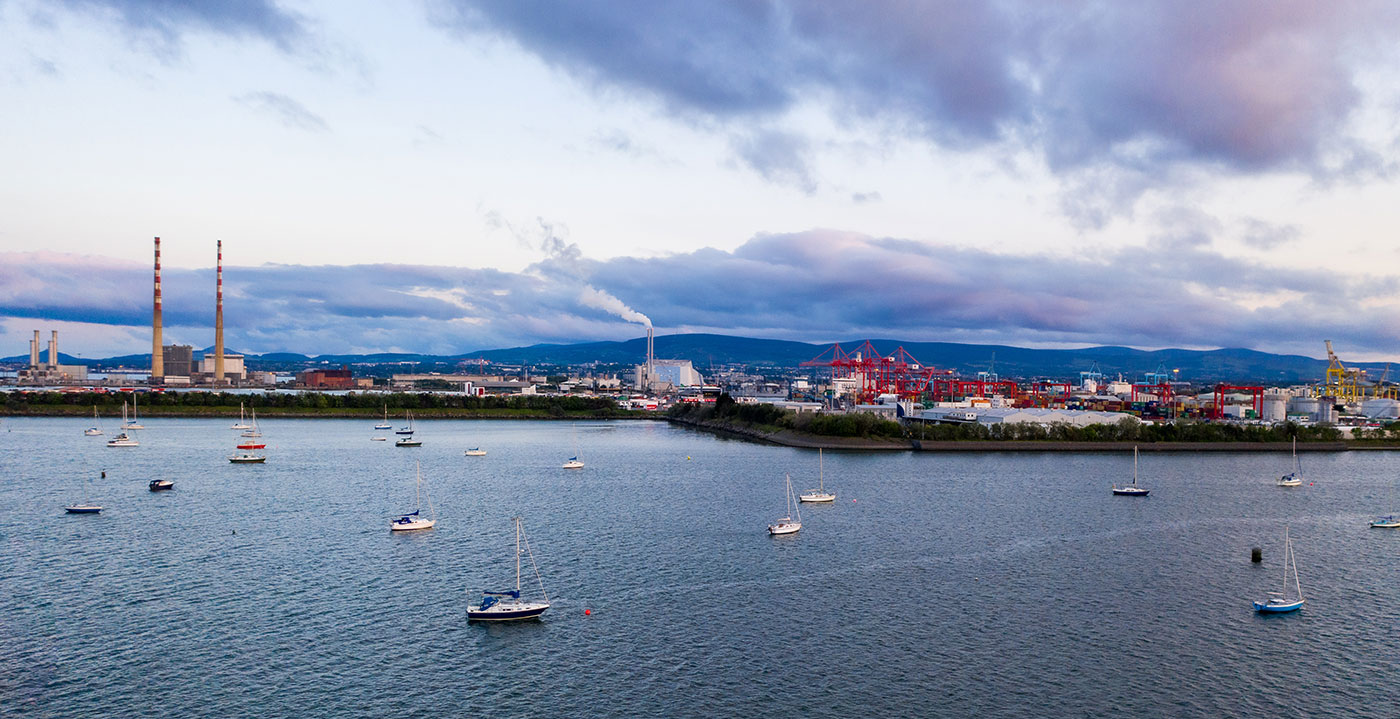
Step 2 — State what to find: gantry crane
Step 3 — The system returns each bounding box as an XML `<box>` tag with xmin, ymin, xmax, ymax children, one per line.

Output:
<box><xmin>1321</xmin><ymin>340</ymin><xmax>1366</xmax><ymax>403</ymax></box>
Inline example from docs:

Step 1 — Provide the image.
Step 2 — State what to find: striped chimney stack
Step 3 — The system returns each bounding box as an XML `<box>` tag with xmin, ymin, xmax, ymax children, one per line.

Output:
<box><xmin>152</xmin><ymin>237</ymin><xmax>164</xmax><ymax>380</ymax></box>
<box><xmin>214</xmin><ymin>240</ymin><xmax>225</xmax><ymax>384</ymax></box>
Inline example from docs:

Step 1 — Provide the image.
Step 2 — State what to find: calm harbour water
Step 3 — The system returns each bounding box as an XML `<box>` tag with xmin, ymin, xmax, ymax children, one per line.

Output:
<box><xmin>2</xmin><ymin>417</ymin><xmax>1398</xmax><ymax>717</ymax></box>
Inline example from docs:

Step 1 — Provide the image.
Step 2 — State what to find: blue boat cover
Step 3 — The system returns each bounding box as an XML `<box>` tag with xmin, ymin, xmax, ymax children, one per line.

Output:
<box><xmin>478</xmin><ymin>595</ymin><xmax>498</xmax><ymax>610</ymax></box>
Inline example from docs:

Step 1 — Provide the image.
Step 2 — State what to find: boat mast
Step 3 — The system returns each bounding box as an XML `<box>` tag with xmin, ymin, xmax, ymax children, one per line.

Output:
<box><xmin>1133</xmin><ymin>446</ymin><xmax>1138</xmax><ymax>486</ymax></box>
<box><xmin>819</xmin><ymin>448</ymin><xmax>824</xmax><ymax>492</ymax></box>
<box><xmin>1282</xmin><ymin>526</ymin><xmax>1290</xmax><ymax>597</ymax></box>
<box><xmin>514</xmin><ymin>517</ymin><xmax>523</xmax><ymax>594</ymax></box>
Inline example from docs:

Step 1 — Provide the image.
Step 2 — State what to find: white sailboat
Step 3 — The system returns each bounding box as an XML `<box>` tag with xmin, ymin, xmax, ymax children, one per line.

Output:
<box><xmin>124</xmin><ymin>393</ymin><xmax>144</xmax><ymax>430</ymax></box>
<box><xmin>464</xmin><ymin>448</ymin><xmax>487</xmax><ymax>456</ymax></box>
<box><xmin>84</xmin><ymin>406</ymin><xmax>103</xmax><ymax>436</ymax></box>
<box><xmin>1277</xmin><ymin>437</ymin><xmax>1303</xmax><ymax>486</ymax></box>
<box><xmin>240</xmin><ymin>407</ymin><xmax>262</xmax><ymax>438</ymax></box>
<box><xmin>1253</xmin><ymin>526</ymin><xmax>1305</xmax><ymax>613</ymax></box>
<box><xmin>375</xmin><ymin>404</ymin><xmax>392</xmax><ymax>430</ymax></box>
<box><xmin>467</xmin><ymin>517</ymin><xmax>551</xmax><ymax>621</ymax></box>
<box><xmin>768</xmin><ymin>474</ymin><xmax>803</xmax><ymax>535</ymax></box>
<box><xmin>1371</xmin><ymin>476</ymin><xmax>1400</xmax><ymax>528</ymax></box>
<box><xmin>1112</xmin><ymin>446</ymin><xmax>1150</xmax><ymax>496</ymax></box>
<box><xmin>390</xmin><ymin>461</ymin><xmax>436</xmax><ymax>531</ymax></box>
<box><xmin>799</xmin><ymin>448</ymin><xmax>836</xmax><ymax>503</ymax></box>
<box><xmin>106</xmin><ymin>403</ymin><xmax>138</xmax><ymax>446</ymax></box>
<box><xmin>396</xmin><ymin>411</ymin><xmax>415</xmax><ymax>435</ymax></box>
<box><xmin>562</xmin><ymin>424</ymin><xmax>584</xmax><ymax>468</ymax></box>
<box><xmin>395</xmin><ymin>413</ymin><xmax>422</xmax><ymax>446</ymax></box>
<box><xmin>231</xmin><ymin>402</ymin><xmax>252</xmax><ymax>430</ymax></box>
<box><xmin>65</xmin><ymin>472</ymin><xmax>103</xmax><ymax>514</ymax></box>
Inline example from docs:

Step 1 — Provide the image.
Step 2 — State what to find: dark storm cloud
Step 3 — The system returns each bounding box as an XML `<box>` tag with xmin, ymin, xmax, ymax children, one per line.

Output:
<box><xmin>6</xmin><ymin>232</ymin><xmax>1399</xmax><ymax>356</ymax></box>
<box><xmin>435</xmin><ymin>1</ymin><xmax>1397</xmax><ymax>187</ymax></box>
<box><xmin>58</xmin><ymin>0</ymin><xmax>309</xmax><ymax>53</ymax></box>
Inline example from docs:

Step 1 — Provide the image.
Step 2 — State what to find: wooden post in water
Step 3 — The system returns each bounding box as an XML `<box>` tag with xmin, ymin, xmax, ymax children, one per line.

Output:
<box><xmin>1251</xmin><ymin>547</ymin><xmax>1262</xmax><ymax>563</ymax></box>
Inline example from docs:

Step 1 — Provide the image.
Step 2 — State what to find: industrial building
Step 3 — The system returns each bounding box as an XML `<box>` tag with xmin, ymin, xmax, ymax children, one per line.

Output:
<box><xmin>17</xmin><ymin>330</ymin><xmax>88</xmax><ymax>383</ymax></box>
<box><xmin>912</xmin><ymin>407</ymin><xmax>1140</xmax><ymax>427</ymax></box>
<box><xmin>297</xmin><ymin>366</ymin><xmax>356</xmax><ymax>389</ymax></box>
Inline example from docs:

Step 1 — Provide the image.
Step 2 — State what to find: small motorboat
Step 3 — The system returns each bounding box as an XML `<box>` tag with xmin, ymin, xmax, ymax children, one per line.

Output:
<box><xmin>148</xmin><ymin>479</ymin><xmax>174</xmax><ymax>491</ymax></box>
<box><xmin>371</xmin><ymin>436</ymin><xmax>387</xmax><ymax>441</ymax></box>
<box><xmin>229</xmin><ymin>452</ymin><xmax>267</xmax><ymax>463</ymax></box>
<box><xmin>64</xmin><ymin>504</ymin><xmax>103</xmax><ymax>514</ymax></box>
<box><xmin>464</xmin><ymin>448</ymin><xmax>487</xmax><ymax>456</ymax></box>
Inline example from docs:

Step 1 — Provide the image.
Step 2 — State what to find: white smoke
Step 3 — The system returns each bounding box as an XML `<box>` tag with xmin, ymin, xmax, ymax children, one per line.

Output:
<box><xmin>578</xmin><ymin>285</ymin><xmax>651</xmax><ymax>328</ymax></box>
<box><xmin>487</xmin><ymin>211</ymin><xmax>654</xmax><ymax>330</ymax></box>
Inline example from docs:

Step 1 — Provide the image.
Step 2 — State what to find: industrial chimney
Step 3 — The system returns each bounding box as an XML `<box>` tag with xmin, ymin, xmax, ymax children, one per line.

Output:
<box><xmin>29</xmin><ymin>330</ymin><xmax>39</xmax><ymax>369</ymax></box>
<box><xmin>214</xmin><ymin>240</ymin><xmax>225</xmax><ymax>385</ymax></box>
<box><xmin>48</xmin><ymin>330</ymin><xmax>58</xmax><ymax>370</ymax></box>
<box><xmin>646</xmin><ymin>326</ymin><xmax>654</xmax><ymax>391</ymax></box>
<box><xmin>151</xmin><ymin>236</ymin><xmax>164</xmax><ymax>380</ymax></box>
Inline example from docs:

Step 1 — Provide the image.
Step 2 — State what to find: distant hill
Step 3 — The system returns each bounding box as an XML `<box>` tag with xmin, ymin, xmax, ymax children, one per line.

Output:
<box><xmin>2</xmin><ymin>333</ymin><xmax>1383</xmax><ymax>384</ymax></box>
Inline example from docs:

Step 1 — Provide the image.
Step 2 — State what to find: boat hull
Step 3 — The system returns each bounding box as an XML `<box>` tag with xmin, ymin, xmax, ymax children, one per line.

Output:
<box><xmin>396</xmin><ymin>440</ymin><xmax>422</xmax><ymax>447</ymax></box>
<box><xmin>467</xmin><ymin>602</ymin><xmax>550</xmax><ymax>621</ymax></box>
<box><xmin>148</xmin><ymin>480</ymin><xmax>173</xmax><ymax>491</ymax></box>
<box><xmin>390</xmin><ymin>518</ymin><xmax>436</xmax><ymax>531</ymax></box>
<box><xmin>1369</xmin><ymin>517</ymin><xmax>1400</xmax><ymax>528</ymax></box>
<box><xmin>799</xmin><ymin>493</ymin><xmax>835</xmax><ymax>503</ymax></box>
<box><xmin>464</xmin><ymin>450</ymin><xmax>486</xmax><ymax>456</ymax></box>
<box><xmin>84</xmin><ymin>429</ymin><xmax>103</xmax><ymax>436</ymax></box>
<box><xmin>768</xmin><ymin>522</ymin><xmax>801</xmax><ymax>535</ymax></box>
<box><xmin>562</xmin><ymin>461</ymin><xmax>584</xmax><ymax>469</ymax></box>
<box><xmin>1253</xmin><ymin>599</ymin><xmax>1304</xmax><ymax>613</ymax></box>
<box><xmin>65</xmin><ymin>505</ymin><xmax>103</xmax><ymax>514</ymax></box>
<box><xmin>1112</xmin><ymin>487</ymin><xmax>1149</xmax><ymax>496</ymax></box>
<box><xmin>229</xmin><ymin>455</ymin><xmax>267</xmax><ymax>463</ymax></box>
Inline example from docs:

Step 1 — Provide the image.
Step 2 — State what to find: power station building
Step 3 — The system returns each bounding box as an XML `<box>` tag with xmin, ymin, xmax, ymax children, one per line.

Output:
<box><xmin>17</xmin><ymin>330</ymin><xmax>88</xmax><ymax>383</ymax></box>
<box><xmin>150</xmin><ymin>237</ymin><xmax>242</xmax><ymax>386</ymax></box>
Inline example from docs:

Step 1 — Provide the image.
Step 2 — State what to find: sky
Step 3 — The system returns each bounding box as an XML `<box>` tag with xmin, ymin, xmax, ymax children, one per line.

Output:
<box><xmin>3</xmin><ymin>0</ymin><xmax>1400</xmax><ymax>361</ymax></box>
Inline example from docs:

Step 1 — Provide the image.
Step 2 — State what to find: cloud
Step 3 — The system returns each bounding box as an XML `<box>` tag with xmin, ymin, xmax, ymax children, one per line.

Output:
<box><xmin>728</xmin><ymin>128</ymin><xmax>817</xmax><ymax>194</ymax></box>
<box><xmin>435</xmin><ymin>1</ymin><xmax>1399</xmax><ymax>206</ymax></box>
<box><xmin>5</xmin><ymin>230</ymin><xmax>1400</xmax><ymax>358</ymax></box>
<box><xmin>56</xmin><ymin>0</ymin><xmax>311</xmax><ymax>55</ymax></box>
<box><xmin>234</xmin><ymin>91</ymin><xmax>329</xmax><ymax>132</ymax></box>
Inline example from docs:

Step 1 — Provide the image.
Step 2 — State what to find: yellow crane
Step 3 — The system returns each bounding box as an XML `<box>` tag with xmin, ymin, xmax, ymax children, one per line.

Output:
<box><xmin>1373</xmin><ymin>363</ymin><xmax>1396</xmax><ymax>400</ymax></box>
<box><xmin>1321</xmin><ymin>340</ymin><xmax>1366</xmax><ymax>403</ymax></box>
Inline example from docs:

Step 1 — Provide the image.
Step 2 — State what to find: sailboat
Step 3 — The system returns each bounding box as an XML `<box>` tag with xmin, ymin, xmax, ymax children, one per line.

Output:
<box><xmin>562</xmin><ymin>424</ymin><xmax>584</xmax><ymax>468</ymax></box>
<box><xmin>1277</xmin><ymin>437</ymin><xmax>1303</xmax><ymax>486</ymax></box>
<box><xmin>390</xmin><ymin>461</ymin><xmax>436</xmax><ymax>531</ymax></box>
<box><xmin>768</xmin><ymin>474</ymin><xmax>803</xmax><ymax>535</ymax></box>
<box><xmin>1370</xmin><ymin>476</ymin><xmax>1400</xmax><ymax>528</ymax></box>
<box><xmin>84</xmin><ymin>406</ymin><xmax>103</xmax><ymax>436</ymax></box>
<box><xmin>230</xmin><ymin>409</ymin><xmax>267</xmax><ymax>462</ymax></box>
<box><xmin>1112</xmin><ymin>446</ymin><xmax>1150</xmax><ymax>496</ymax></box>
<box><xmin>467</xmin><ymin>517</ymin><xmax>551</xmax><ymax>621</ymax></box>
<box><xmin>395</xmin><ymin>412</ymin><xmax>422</xmax><ymax>446</ymax></box>
<box><xmin>65</xmin><ymin>472</ymin><xmax>103</xmax><ymax>514</ymax></box>
<box><xmin>231</xmin><ymin>402</ymin><xmax>252</xmax><ymax>430</ymax></box>
<box><xmin>464</xmin><ymin>447</ymin><xmax>487</xmax><ymax>456</ymax></box>
<box><xmin>375</xmin><ymin>404</ymin><xmax>392</xmax><ymax>431</ymax></box>
<box><xmin>240</xmin><ymin>407</ymin><xmax>262</xmax><ymax>438</ymax></box>
<box><xmin>106</xmin><ymin>402</ymin><xmax>139</xmax><ymax>446</ymax></box>
<box><xmin>1253</xmin><ymin>527</ymin><xmax>1305</xmax><ymax>613</ymax></box>
<box><xmin>799</xmin><ymin>448</ymin><xmax>836</xmax><ymax>503</ymax></box>
<box><xmin>124</xmin><ymin>393</ymin><xmax>144</xmax><ymax>430</ymax></box>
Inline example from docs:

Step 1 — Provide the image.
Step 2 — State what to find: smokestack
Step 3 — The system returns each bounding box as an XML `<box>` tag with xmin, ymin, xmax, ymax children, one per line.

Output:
<box><xmin>646</xmin><ymin>326</ymin><xmax>654</xmax><ymax>390</ymax></box>
<box><xmin>214</xmin><ymin>240</ymin><xmax>225</xmax><ymax>385</ymax></box>
<box><xmin>48</xmin><ymin>330</ymin><xmax>58</xmax><ymax>370</ymax></box>
<box><xmin>30</xmin><ymin>330</ymin><xmax>39</xmax><ymax>369</ymax></box>
<box><xmin>152</xmin><ymin>237</ymin><xmax>164</xmax><ymax>380</ymax></box>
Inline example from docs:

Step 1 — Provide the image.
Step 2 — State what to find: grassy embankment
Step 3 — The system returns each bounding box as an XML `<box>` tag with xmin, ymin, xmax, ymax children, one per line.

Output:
<box><xmin>1</xmin><ymin>391</ymin><xmax>649</xmax><ymax>420</ymax></box>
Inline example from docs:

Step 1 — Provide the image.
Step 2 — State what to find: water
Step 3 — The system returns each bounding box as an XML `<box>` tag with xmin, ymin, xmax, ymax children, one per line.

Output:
<box><xmin>2</xmin><ymin>418</ymin><xmax>1398</xmax><ymax>717</ymax></box>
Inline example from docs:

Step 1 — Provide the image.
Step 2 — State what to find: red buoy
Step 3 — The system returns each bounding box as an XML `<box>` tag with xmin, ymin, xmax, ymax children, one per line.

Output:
<box><xmin>584</xmin><ymin>608</ymin><xmax>591</xmax><ymax>616</ymax></box>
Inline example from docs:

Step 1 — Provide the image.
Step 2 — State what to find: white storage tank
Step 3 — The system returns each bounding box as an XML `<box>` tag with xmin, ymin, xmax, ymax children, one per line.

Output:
<box><xmin>1262</xmin><ymin>393</ymin><xmax>1288</xmax><ymax>422</ymax></box>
